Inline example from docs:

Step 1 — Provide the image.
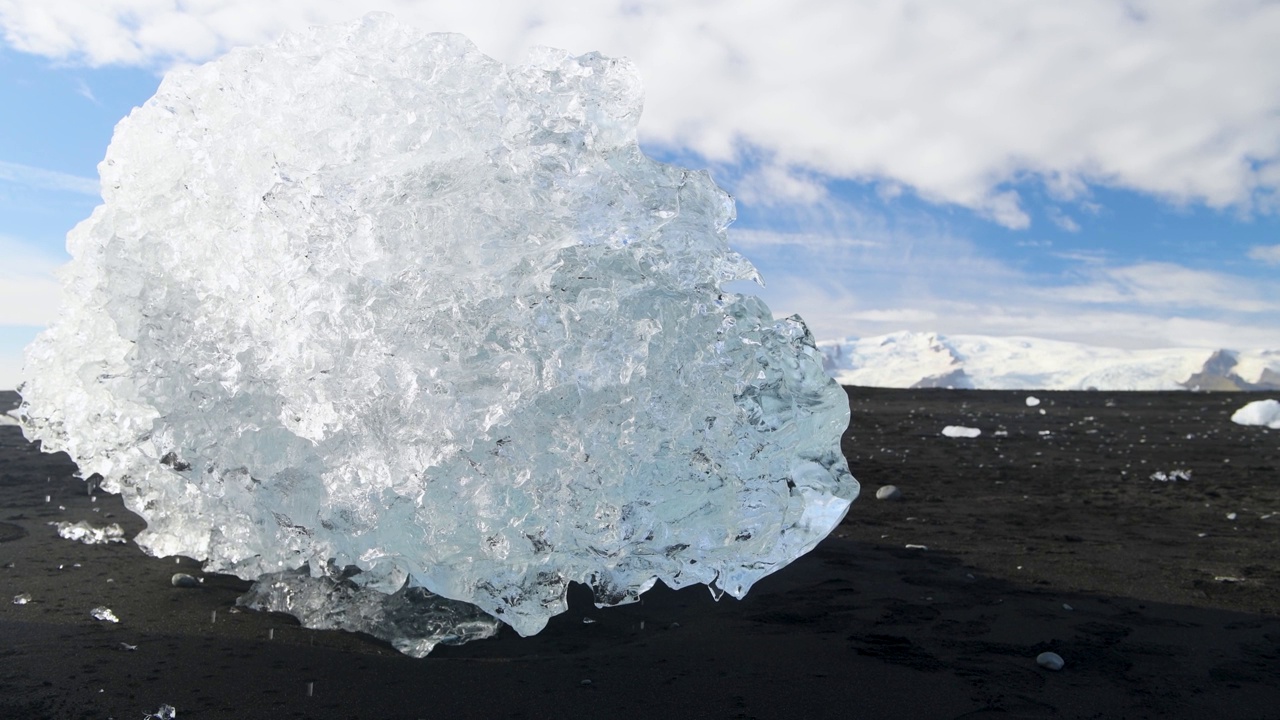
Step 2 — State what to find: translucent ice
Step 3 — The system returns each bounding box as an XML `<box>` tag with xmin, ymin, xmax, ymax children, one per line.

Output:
<box><xmin>90</xmin><ymin>606</ymin><xmax>120</xmax><ymax>623</ymax></box>
<box><xmin>238</xmin><ymin>565</ymin><xmax>502</xmax><ymax>657</ymax></box>
<box><xmin>51</xmin><ymin>520</ymin><xmax>127</xmax><ymax>545</ymax></box>
<box><xmin>17</xmin><ymin>14</ymin><xmax>857</xmax><ymax>650</ymax></box>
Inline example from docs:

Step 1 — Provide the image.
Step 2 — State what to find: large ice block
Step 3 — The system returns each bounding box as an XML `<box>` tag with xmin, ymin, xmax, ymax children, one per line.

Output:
<box><xmin>18</xmin><ymin>13</ymin><xmax>857</xmax><ymax>651</ymax></box>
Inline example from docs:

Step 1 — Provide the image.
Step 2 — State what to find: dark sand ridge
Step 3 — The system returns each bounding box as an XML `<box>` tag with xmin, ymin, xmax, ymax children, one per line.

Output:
<box><xmin>1</xmin><ymin>388</ymin><xmax>1277</xmax><ymax>719</ymax></box>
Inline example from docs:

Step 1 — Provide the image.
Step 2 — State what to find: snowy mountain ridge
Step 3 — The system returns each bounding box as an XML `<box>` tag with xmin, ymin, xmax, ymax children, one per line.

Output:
<box><xmin>818</xmin><ymin>331</ymin><xmax>1280</xmax><ymax>391</ymax></box>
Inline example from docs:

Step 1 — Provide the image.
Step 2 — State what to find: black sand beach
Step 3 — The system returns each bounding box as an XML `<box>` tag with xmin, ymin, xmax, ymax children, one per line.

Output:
<box><xmin>2</xmin><ymin>387</ymin><xmax>1278</xmax><ymax>719</ymax></box>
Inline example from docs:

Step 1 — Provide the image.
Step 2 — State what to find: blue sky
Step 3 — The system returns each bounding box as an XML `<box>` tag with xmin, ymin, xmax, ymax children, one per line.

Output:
<box><xmin>2</xmin><ymin>1</ymin><xmax>1279</xmax><ymax>389</ymax></box>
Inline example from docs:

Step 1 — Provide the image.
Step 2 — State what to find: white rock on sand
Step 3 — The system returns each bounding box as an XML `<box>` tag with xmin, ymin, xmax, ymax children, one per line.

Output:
<box><xmin>875</xmin><ymin>485</ymin><xmax>902</xmax><ymax>501</ymax></box>
<box><xmin>1231</xmin><ymin>399</ymin><xmax>1280</xmax><ymax>429</ymax></box>
<box><xmin>1036</xmin><ymin>651</ymin><xmax>1065</xmax><ymax>670</ymax></box>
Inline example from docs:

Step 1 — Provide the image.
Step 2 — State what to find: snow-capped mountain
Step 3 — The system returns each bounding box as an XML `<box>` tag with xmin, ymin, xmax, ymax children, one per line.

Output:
<box><xmin>818</xmin><ymin>332</ymin><xmax>1280</xmax><ymax>391</ymax></box>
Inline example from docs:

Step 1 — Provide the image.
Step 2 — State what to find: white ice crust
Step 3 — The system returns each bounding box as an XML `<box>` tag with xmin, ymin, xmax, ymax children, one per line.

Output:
<box><xmin>17</xmin><ymin>14</ymin><xmax>856</xmax><ymax>645</ymax></box>
<box><xmin>1231</xmin><ymin>399</ymin><xmax>1280</xmax><ymax>429</ymax></box>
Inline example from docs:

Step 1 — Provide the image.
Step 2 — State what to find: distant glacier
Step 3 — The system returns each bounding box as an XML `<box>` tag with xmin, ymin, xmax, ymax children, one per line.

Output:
<box><xmin>818</xmin><ymin>331</ymin><xmax>1280</xmax><ymax>391</ymax></box>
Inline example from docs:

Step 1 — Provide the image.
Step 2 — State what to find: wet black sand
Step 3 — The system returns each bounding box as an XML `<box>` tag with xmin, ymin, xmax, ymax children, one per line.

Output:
<box><xmin>1</xmin><ymin>388</ymin><xmax>1278</xmax><ymax>719</ymax></box>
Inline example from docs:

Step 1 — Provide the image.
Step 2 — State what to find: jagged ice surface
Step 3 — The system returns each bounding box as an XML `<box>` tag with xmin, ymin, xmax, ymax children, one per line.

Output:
<box><xmin>18</xmin><ymin>14</ymin><xmax>857</xmax><ymax>649</ymax></box>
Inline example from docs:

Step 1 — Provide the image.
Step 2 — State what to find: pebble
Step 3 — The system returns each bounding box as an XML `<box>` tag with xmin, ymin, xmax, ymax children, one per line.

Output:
<box><xmin>1036</xmin><ymin>651</ymin><xmax>1065</xmax><ymax>671</ymax></box>
<box><xmin>171</xmin><ymin>573</ymin><xmax>200</xmax><ymax>588</ymax></box>
<box><xmin>875</xmin><ymin>485</ymin><xmax>902</xmax><ymax>501</ymax></box>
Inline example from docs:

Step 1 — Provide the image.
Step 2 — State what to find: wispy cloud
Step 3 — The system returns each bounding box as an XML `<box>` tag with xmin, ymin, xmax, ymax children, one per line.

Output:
<box><xmin>1047</xmin><ymin>207</ymin><xmax>1080</xmax><ymax>232</ymax></box>
<box><xmin>2</xmin><ymin>2</ymin><xmax>1279</xmax><ymax>224</ymax></box>
<box><xmin>1052</xmin><ymin>262</ymin><xmax>1280</xmax><ymax>313</ymax></box>
<box><xmin>730</xmin><ymin>225</ymin><xmax>1280</xmax><ymax>350</ymax></box>
<box><xmin>0</xmin><ymin>235</ymin><xmax>63</xmax><ymax>326</ymax></box>
<box><xmin>73</xmin><ymin>77</ymin><xmax>98</xmax><ymax>103</ymax></box>
<box><xmin>1248</xmin><ymin>244</ymin><xmax>1280</xmax><ymax>265</ymax></box>
<box><xmin>732</xmin><ymin>164</ymin><xmax>828</xmax><ymax>207</ymax></box>
<box><xmin>0</xmin><ymin>160</ymin><xmax>99</xmax><ymax>196</ymax></box>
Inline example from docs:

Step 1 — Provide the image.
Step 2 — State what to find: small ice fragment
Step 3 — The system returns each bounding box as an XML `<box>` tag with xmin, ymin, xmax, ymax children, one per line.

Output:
<box><xmin>941</xmin><ymin>426</ymin><xmax>981</xmax><ymax>438</ymax></box>
<box><xmin>13</xmin><ymin>592</ymin><xmax>32</xmax><ymax>605</ymax></box>
<box><xmin>306</xmin><ymin>682</ymin><xmax>314</xmax><ymax>697</ymax></box>
<box><xmin>875</xmin><ymin>485</ymin><xmax>902</xmax><ymax>501</ymax></box>
<box><xmin>1227</xmin><ymin>512</ymin><xmax>1238</xmax><ymax>520</ymax></box>
<box><xmin>1062</xmin><ymin>603</ymin><xmax>1073</xmax><ymax>611</ymax></box>
<box><xmin>119</xmin><ymin>642</ymin><xmax>137</xmax><ymax>651</ymax></box>
<box><xmin>145</xmin><ymin>705</ymin><xmax>176</xmax><ymax>720</ymax></box>
<box><xmin>1026</xmin><ymin>396</ymin><xmax>1041</xmax><ymax>407</ymax></box>
<box><xmin>1039</xmin><ymin>409</ymin><xmax>1046</xmax><ymax>415</ymax></box>
<box><xmin>1214</xmin><ymin>575</ymin><xmax>1245</xmax><ymax>583</ymax></box>
<box><xmin>50</xmin><ymin>520</ymin><xmax>126</xmax><ymax>545</ymax></box>
<box><xmin>580</xmin><ymin>679</ymin><xmax>593</xmax><ymax>686</ymax></box>
<box><xmin>1036</xmin><ymin>651</ymin><xmax>1064</xmax><ymax>670</ymax></box>
<box><xmin>582</xmin><ymin>617</ymin><xmax>596</xmax><ymax>624</ymax></box>
<box><xmin>904</xmin><ymin>544</ymin><xmax>928</xmax><ymax>550</ymax></box>
<box><xmin>171</xmin><ymin>573</ymin><xmax>199</xmax><ymax>588</ymax></box>
<box><xmin>90</xmin><ymin>606</ymin><xmax>119</xmax><ymax>623</ymax></box>
<box><xmin>1150</xmin><ymin>469</ymin><xmax>1191</xmax><ymax>482</ymax></box>
<box><xmin>1230</xmin><ymin>399</ymin><xmax>1280</xmax><ymax>429</ymax></box>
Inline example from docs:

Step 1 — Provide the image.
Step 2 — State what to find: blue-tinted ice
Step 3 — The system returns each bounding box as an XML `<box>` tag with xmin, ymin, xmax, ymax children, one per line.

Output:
<box><xmin>17</xmin><ymin>14</ymin><xmax>857</xmax><ymax>653</ymax></box>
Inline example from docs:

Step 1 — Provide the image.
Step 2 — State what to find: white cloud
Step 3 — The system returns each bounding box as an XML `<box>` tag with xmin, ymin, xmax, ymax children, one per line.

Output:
<box><xmin>1047</xmin><ymin>207</ymin><xmax>1080</xmax><ymax>232</ymax></box>
<box><xmin>73</xmin><ymin>77</ymin><xmax>98</xmax><ymax>103</ymax></box>
<box><xmin>732</xmin><ymin>164</ymin><xmax>827</xmax><ymax>207</ymax></box>
<box><xmin>1052</xmin><ymin>262</ymin><xmax>1279</xmax><ymax>313</ymax></box>
<box><xmin>0</xmin><ymin>235</ymin><xmax>63</xmax><ymax>326</ymax></box>
<box><xmin>0</xmin><ymin>159</ymin><xmax>99</xmax><ymax>195</ymax></box>
<box><xmin>2</xmin><ymin>1</ymin><xmax>1279</xmax><ymax>222</ymax></box>
<box><xmin>0</xmin><ymin>352</ymin><xmax>20</xmax><ymax>390</ymax></box>
<box><xmin>729</xmin><ymin>226</ymin><xmax>1280</xmax><ymax>351</ymax></box>
<box><xmin>729</xmin><ymin>228</ymin><xmax>880</xmax><ymax>251</ymax></box>
<box><xmin>1248</xmin><ymin>244</ymin><xmax>1280</xmax><ymax>265</ymax></box>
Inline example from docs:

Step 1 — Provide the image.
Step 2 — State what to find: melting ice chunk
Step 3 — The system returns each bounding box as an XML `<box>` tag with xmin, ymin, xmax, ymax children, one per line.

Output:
<box><xmin>90</xmin><ymin>606</ymin><xmax>120</xmax><ymax>623</ymax></box>
<box><xmin>51</xmin><ymin>520</ymin><xmax>126</xmax><ymax>545</ymax></box>
<box><xmin>942</xmin><ymin>425</ymin><xmax>982</xmax><ymax>438</ymax></box>
<box><xmin>15</xmin><ymin>14</ymin><xmax>857</xmax><ymax>653</ymax></box>
<box><xmin>1231</xmin><ymin>399</ymin><xmax>1280</xmax><ymax>429</ymax></box>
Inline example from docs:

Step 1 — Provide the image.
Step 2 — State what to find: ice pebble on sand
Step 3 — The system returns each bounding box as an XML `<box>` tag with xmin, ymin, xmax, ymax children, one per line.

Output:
<box><xmin>1026</xmin><ymin>396</ymin><xmax>1041</xmax><ymax>407</ymax></box>
<box><xmin>171</xmin><ymin>573</ymin><xmax>199</xmax><ymax>588</ymax></box>
<box><xmin>875</xmin><ymin>485</ymin><xmax>902</xmax><ymax>500</ymax></box>
<box><xmin>942</xmin><ymin>426</ymin><xmax>981</xmax><ymax>438</ymax></box>
<box><xmin>1231</xmin><ymin>399</ymin><xmax>1280</xmax><ymax>429</ymax></box>
<box><xmin>90</xmin><ymin>606</ymin><xmax>119</xmax><ymax>623</ymax></box>
<box><xmin>1036</xmin><ymin>651</ymin><xmax>1064</xmax><ymax>670</ymax></box>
